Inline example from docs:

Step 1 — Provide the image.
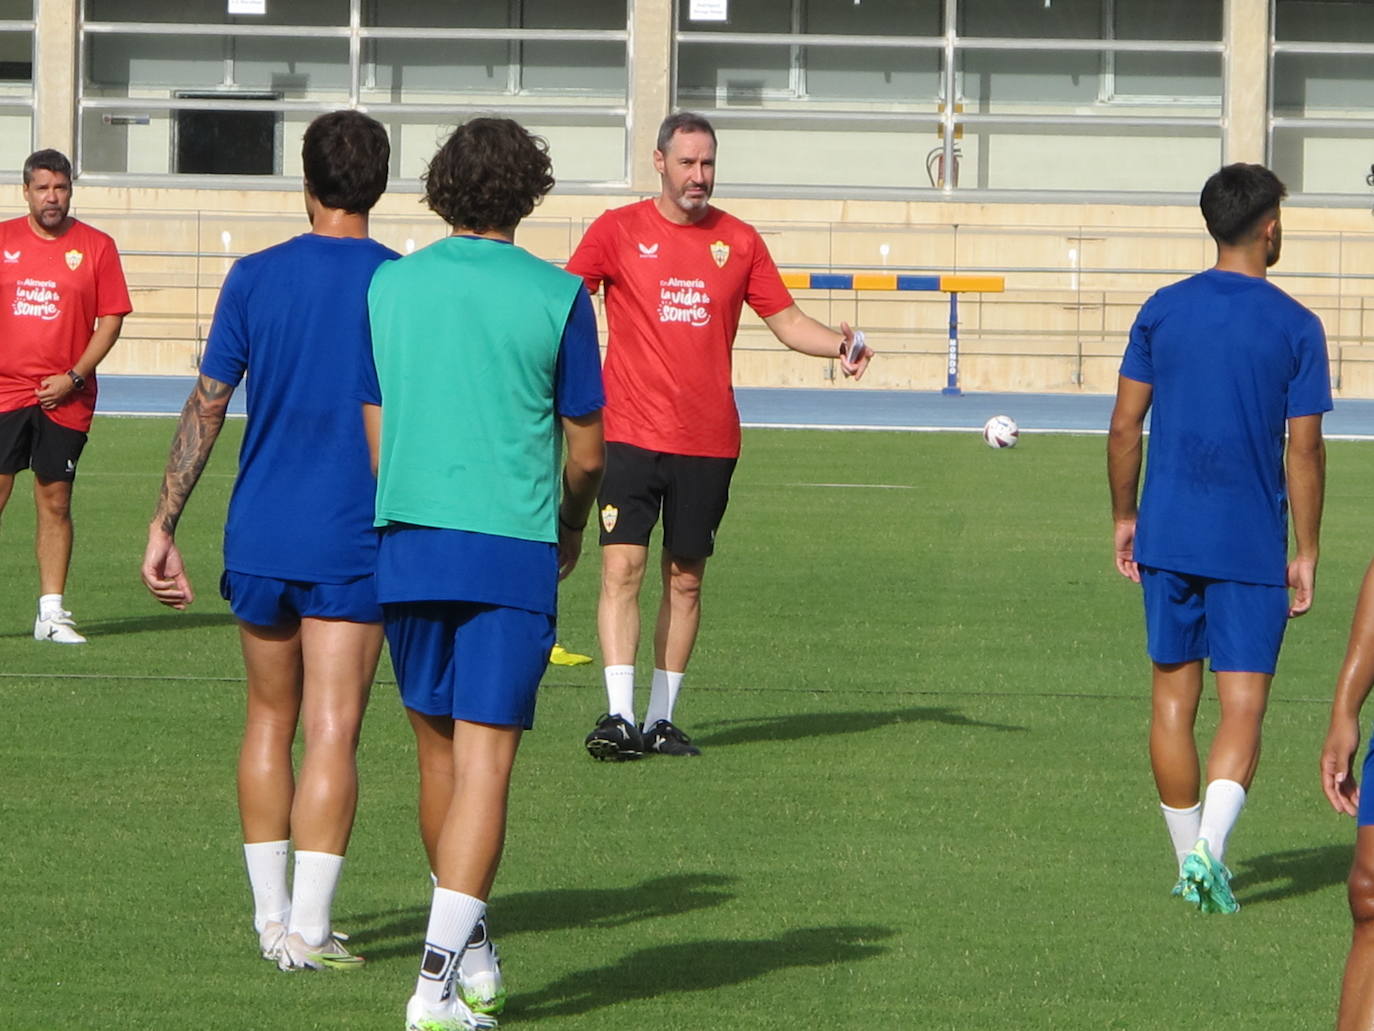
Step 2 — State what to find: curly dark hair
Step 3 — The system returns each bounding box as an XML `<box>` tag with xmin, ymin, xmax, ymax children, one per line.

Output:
<box><xmin>423</xmin><ymin>118</ymin><xmax>555</xmax><ymax>232</ymax></box>
<box><xmin>302</xmin><ymin>110</ymin><xmax>390</xmax><ymax>215</ymax></box>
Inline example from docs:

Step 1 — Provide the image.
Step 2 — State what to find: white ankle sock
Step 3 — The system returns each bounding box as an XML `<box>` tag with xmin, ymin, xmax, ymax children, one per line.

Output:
<box><xmin>604</xmin><ymin>665</ymin><xmax>635</xmax><ymax>724</ymax></box>
<box><xmin>1198</xmin><ymin>779</ymin><xmax>1247</xmax><ymax>863</ymax></box>
<box><xmin>38</xmin><ymin>593</ymin><xmax>63</xmax><ymax>618</ymax></box>
<box><xmin>287</xmin><ymin>850</ymin><xmax>345</xmax><ymax>946</ymax></box>
<box><xmin>643</xmin><ymin>668</ymin><xmax>685</xmax><ymax>730</ymax></box>
<box><xmin>1160</xmin><ymin>802</ymin><xmax>1201</xmax><ymax>871</ymax></box>
<box><xmin>415</xmin><ymin>888</ymin><xmax>486</xmax><ymax>1006</ymax></box>
<box><xmin>243</xmin><ymin>840</ymin><xmax>291</xmax><ymax>933</ymax></box>
<box><xmin>458</xmin><ymin>915</ymin><xmax>498</xmax><ymax>980</ymax></box>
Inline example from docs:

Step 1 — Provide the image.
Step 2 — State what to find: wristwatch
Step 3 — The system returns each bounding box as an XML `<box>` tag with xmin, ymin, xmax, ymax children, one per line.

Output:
<box><xmin>66</xmin><ymin>369</ymin><xmax>85</xmax><ymax>391</ymax></box>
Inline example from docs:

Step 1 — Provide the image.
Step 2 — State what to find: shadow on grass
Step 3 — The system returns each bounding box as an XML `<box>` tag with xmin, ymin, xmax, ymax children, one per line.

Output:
<box><xmin>1237</xmin><ymin>842</ymin><xmax>1351</xmax><ymax>907</ymax></box>
<box><xmin>354</xmin><ymin>872</ymin><xmax>737</xmax><ymax>962</ymax></box>
<box><xmin>514</xmin><ymin>924</ymin><xmax>894</xmax><ymax>1019</ymax></box>
<box><xmin>67</xmin><ymin>611</ymin><xmax>237</xmax><ymax>637</ymax></box>
<box><xmin>694</xmin><ymin>706</ymin><xmax>1025</xmax><ymax>747</ymax></box>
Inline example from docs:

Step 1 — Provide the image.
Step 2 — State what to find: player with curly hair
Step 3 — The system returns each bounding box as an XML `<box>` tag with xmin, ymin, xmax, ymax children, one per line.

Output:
<box><xmin>360</xmin><ymin>117</ymin><xmax>604</xmax><ymax>1031</ymax></box>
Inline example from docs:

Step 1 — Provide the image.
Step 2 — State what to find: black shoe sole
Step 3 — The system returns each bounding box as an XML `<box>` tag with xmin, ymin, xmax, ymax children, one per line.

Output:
<box><xmin>585</xmin><ymin>737</ymin><xmax>643</xmax><ymax>762</ymax></box>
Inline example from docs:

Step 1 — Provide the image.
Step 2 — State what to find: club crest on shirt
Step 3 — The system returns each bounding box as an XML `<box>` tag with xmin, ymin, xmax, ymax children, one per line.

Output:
<box><xmin>600</xmin><ymin>504</ymin><xmax>619</xmax><ymax>533</ymax></box>
<box><xmin>710</xmin><ymin>241</ymin><xmax>729</xmax><ymax>268</ymax></box>
<box><xmin>64</xmin><ymin>249</ymin><xmax>83</xmax><ymax>270</ymax></box>
<box><xmin>637</xmin><ymin>242</ymin><xmax>659</xmax><ymax>258</ymax></box>
<box><xmin>2</xmin><ymin>250</ymin><xmax>18</xmax><ymax>263</ymax></box>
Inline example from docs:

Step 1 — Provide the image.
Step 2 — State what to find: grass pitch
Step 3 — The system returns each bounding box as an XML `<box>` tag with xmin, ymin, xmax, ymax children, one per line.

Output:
<box><xmin>1</xmin><ymin>416</ymin><xmax>1370</xmax><ymax>1030</ymax></box>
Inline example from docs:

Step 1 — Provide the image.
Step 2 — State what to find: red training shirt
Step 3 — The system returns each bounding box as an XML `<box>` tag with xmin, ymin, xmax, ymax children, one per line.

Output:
<box><xmin>0</xmin><ymin>216</ymin><xmax>132</xmax><ymax>431</ymax></box>
<box><xmin>566</xmin><ymin>199</ymin><xmax>794</xmax><ymax>459</ymax></box>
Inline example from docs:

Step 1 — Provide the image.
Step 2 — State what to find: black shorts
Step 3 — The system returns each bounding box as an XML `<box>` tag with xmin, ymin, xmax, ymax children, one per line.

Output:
<box><xmin>0</xmin><ymin>406</ymin><xmax>87</xmax><ymax>482</ymax></box>
<box><xmin>597</xmin><ymin>442</ymin><xmax>737</xmax><ymax>559</ymax></box>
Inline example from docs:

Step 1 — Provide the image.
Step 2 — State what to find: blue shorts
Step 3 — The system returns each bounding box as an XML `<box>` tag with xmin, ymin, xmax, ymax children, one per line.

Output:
<box><xmin>1140</xmin><ymin>566</ymin><xmax>1288</xmax><ymax>674</ymax></box>
<box><xmin>1359</xmin><ymin>745</ymin><xmax>1374</xmax><ymax>827</ymax></box>
<box><xmin>383</xmin><ymin>601</ymin><xmax>555</xmax><ymax>729</ymax></box>
<box><xmin>220</xmin><ymin>570</ymin><xmax>382</xmax><ymax>628</ymax></box>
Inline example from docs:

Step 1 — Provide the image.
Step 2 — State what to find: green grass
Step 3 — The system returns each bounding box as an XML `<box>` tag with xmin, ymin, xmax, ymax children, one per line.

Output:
<box><xmin>1</xmin><ymin>418</ymin><xmax>1370</xmax><ymax>1029</ymax></box>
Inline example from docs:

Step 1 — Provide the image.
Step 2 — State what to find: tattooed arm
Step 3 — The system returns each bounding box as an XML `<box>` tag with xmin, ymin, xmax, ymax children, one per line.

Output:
<box><xmin>141</xmin><ymin>375</ymin><xmax>235</xmax><ymax>609</ymax></box>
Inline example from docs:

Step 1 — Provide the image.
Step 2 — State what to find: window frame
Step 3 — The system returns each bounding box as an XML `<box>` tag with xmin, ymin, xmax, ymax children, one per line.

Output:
<box><xmin>76</xmin><ymin>0</ymin><xmax>631</xmax><ymax>188</ymax></box>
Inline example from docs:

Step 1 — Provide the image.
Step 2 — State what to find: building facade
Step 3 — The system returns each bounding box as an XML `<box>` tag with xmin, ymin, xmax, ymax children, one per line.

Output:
<box><xmin>6</xmin><ymin>0</ymin><xmax>1374</xmax><ymax>393</ymax></box>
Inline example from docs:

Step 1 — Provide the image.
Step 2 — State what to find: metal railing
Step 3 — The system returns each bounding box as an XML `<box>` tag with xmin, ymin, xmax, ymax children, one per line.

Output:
<box><xmin>69</xmin><ymin>207</ymin><xmax>1374</xmax><ymax>395</ymax></box>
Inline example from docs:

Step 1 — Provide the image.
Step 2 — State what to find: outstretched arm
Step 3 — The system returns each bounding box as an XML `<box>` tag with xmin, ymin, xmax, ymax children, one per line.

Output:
<box><xmin>1107</xmin><ymin>375</ymin><xmax>1151</xmax><ymax>582</ymax></box>
<box><xmin>763</xmin><ymin>305</ymin><xmax>872</xmax><ymax>379</ymax></box>
<box><xmin>1323</xmin><ymin>558</ymin><xmax>1374</xmax><ymax>816</ymax></box>
<box><xmin>1286</xmin><ymin>412</ymin><xmax>1325</xmax><ymax>617</ymax></box>
<box><xmin>141</xmin><ymin>374</ymin><xmax>235</xmax><ymax>608</ymax></box>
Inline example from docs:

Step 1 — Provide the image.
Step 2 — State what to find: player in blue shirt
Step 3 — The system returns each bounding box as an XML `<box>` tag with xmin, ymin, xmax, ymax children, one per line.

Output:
<box><xmin>1108</xmin><ymin>163</ymin><xmax>1330</xmax><ymax>914</ymax></box>
<box><xmin>141</xmin><ymin>111</ymin><xmax>397</xmax><ymax>970</ymax></box>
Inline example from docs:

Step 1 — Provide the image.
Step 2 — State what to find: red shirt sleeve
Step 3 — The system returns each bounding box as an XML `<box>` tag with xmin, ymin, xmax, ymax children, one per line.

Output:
<box><xmin>566</xmin><ymin>212</ymin><xmax>613</xmax><ymax>296</ymax></box>
<box><xmin>744</xmin><ymin>230</ymin><xmax>793</xmax><ymax>320</ymax></box>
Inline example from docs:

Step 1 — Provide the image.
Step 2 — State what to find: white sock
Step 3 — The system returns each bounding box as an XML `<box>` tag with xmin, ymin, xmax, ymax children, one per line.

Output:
<box><xmin>1160</xmin><ymin>802</ymin><xmax>1202</xmax><ymax>872</ymax></box>
<box><xmin>38</xmin><ymin>593</ymin><xmax>63</xmax><ymax>618</ymax></box>
<box><xmin>243</xmin><ymin>840</ymin><xmax>291</xmax><ymax>933</ymax></box>
<box><xmin>643</xmin><ymin>668</ymin><xmax>685</xmax><ymax>730</ymax></box>
<box><xmin>287</xmin><ymin>850</ymin><xmax>345</xmax><ymax>946</ymax></box>
<box><xmin>1198</xmin><ymin>779</ymin><xmax>1247</xmax><ymax>863</ymax></box>
<box><xmin>415</xmin><ymin>888</ymin><xmax>486</xmax><ymax>1007</ymax></box>
<box><xmin>458</xmin><ymin>915</ymin><xmax>497</xmax><ymax>980</ymax></box>
<box><xmin>604</xmin><ymin>665</ymin><xmax>635</xmax><ymax>724</ymax></box>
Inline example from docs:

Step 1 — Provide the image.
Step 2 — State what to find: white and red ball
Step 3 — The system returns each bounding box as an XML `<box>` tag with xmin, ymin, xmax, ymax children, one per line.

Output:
<box><xmin>982</xmin><ymin>415</ymin><xmax>1019</xmax><ymax>449</ymax></box>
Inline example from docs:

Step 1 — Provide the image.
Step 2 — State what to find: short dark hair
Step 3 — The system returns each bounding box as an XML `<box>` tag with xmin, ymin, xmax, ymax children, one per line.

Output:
<box><xmin>656</xmin><ymin>112</ymin><xmax>717</xmax><ymax>154</ymax></box>
<box><xmin>1200</xmin><ymin>163</ymin><xmax>1287</xmax><ymax>245</ymax></box>
<box><xmin>302</xmin><ymin>111</ymin><xmax>390</xmax><ymax>215</ymax></box>
<box><xmin>23</xmin><ymin>149</ymin><xmax>72</xmax><ymax>186</ymax></box>
<box><xmin>422</xmin><ymin>117</ymin><xmax>555</xmax><ymax>233</ymax></box>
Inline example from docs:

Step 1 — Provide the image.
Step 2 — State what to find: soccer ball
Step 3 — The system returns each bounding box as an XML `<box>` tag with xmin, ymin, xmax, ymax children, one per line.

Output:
<box><xmin>982</xmin><ymin>415</ymin><xmax>1019</xmax><ymax>449</ymax></box>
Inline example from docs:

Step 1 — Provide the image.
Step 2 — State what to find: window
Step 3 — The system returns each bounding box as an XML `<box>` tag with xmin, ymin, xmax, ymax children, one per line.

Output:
<box><xmin>78</xmin><ymin>0</ymin><xmax>629</xmax><ymax>184</ymax></box>
<box><xmin>1271</xmin><ymin>0</ymin><xmax>1374</xmax><ymax>196</ymax></box>
<box><xmin>675</xmin><ymin>0</ymin><xmax>1222</xmax><ymax>193</ymax></box>
<box><xmin>0</xmin><ymin>0</ymin><xmax>32</xmax><ymax>174</ymax></box>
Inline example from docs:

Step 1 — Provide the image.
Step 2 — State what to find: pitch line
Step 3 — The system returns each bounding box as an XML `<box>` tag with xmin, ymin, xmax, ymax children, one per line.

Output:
<box><xmin>743</xmin><ymin>421</ymin><xmax>1109</xmax><ymax>435</ymax></box>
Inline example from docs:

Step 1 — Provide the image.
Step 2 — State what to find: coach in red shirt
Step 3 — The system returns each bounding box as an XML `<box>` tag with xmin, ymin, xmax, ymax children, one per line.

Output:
<box><xmin>568</xmin><ymin>111</ymin><xmax>872</xmax><ymax>760</ymax></box>
<box><xmin>0</xmin><ymin>149</ymin><xmax>131</xmax><ymax>644</ymax></box>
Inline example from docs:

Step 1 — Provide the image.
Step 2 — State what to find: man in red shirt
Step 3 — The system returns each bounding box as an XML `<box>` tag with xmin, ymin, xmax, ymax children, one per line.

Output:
<box><xmin>567</xmin><ymin>112</ymin><xmax>871</xmax><ymax>760</ymax></box>
<box><xmin>0</xmin><ymin>149</ymin><xmax>131</xmax><ymax>643</ymax></box>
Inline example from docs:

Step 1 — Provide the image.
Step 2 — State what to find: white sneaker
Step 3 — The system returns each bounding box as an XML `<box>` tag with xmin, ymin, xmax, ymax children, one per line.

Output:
<box><xmin>404</xmin><ymin>993</ymin><xmax>497</xmax><ymax>1031</ymax></box>
<box><xmin>34</xmin><ymin>610</ymin><xmax>86</xmax><ymax>644</ymax></box>
<box><xmin>457</xmin><ymin>922</ymin><xmax>505</xmax><ymax>1015</ymax></box>
<box><xmin>277</xmin><ymin>930</ymin><xmax>364</xmax><ymax>971</ymax></box>
<box><xmin>258</xmin><ymin>920</ymin><xmax>287</xmax><ymax>962</ymax></box>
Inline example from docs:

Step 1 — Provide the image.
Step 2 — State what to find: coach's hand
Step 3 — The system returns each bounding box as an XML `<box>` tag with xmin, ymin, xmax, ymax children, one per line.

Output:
<box><xmin>142</xmin><ymin>526</ymin><xmax>195</xmax><ymax>609</ymax></box>
<box><xmin>838</xmin><ymin>322</ymin><xmax>872</xmax><ymax>381</ymax></box>
<box><xmin>35</xmin><ymin>372</ymin><xmax>76</xmax><ymax>410</ymax></box>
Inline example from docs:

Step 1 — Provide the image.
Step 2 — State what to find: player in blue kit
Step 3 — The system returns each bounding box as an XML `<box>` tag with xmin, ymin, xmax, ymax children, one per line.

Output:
<box><xmin>1108</xmin><ymin>163</ymin><xmax>1330</xmax><ymax>914</ymax></box>
<box><xmin>360</xmin><ymin>118</ymin><xmax>603</xmax><ymax>1031</ymax></box>
<box><xmin>141</xmin><ymin>111</ymin><xmax>396</xmax><ymax>970</ymax></box>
